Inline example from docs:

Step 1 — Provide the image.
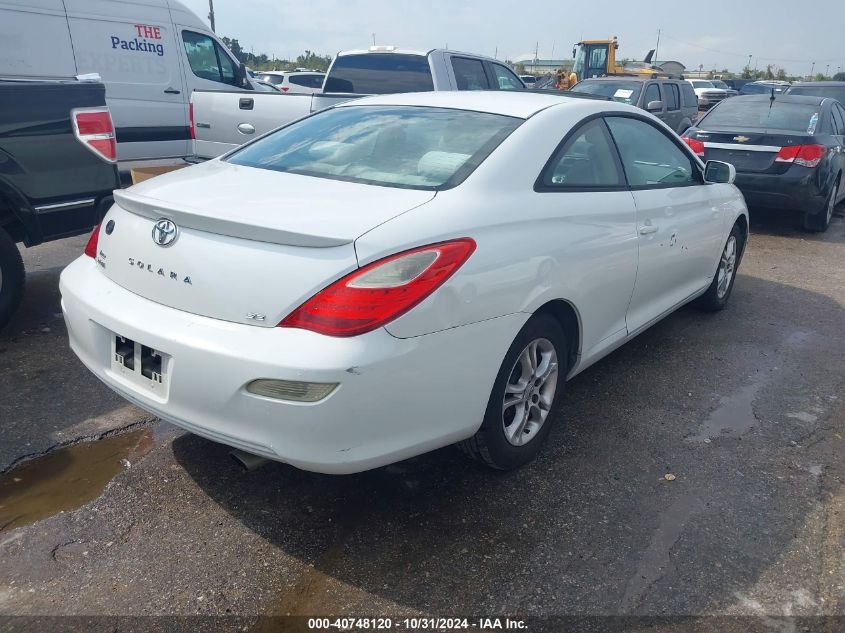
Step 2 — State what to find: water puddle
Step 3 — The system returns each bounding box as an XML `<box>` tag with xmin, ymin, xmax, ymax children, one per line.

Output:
<box><xmin>687</xmin><ymin>381</ymin><xmax>762</xmax><ymax>443</ymax></box>
<box><xmin>0</xmin><ymin>429</ymin><xmax>148</xmax><ymax>533</ymax></box>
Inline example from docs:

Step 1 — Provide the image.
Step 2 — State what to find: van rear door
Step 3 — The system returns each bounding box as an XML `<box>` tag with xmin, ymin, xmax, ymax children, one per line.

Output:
<box><xmin>63</xmin><ymin>0</ymin><xmax>189</xmax><ymax>161</ymax></box>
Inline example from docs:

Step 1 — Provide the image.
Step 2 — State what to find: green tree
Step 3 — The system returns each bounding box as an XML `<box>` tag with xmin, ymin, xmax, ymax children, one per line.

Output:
<box><xmin>775</xmin><ymin>67</ymin><xmax>787</xmax><ymax>81</ymax></box>
<box><xmin>815</xmin><ymin>73</ymin><xmax>826</xmax><ymax>81</ymax></box>
<box><xmin>832</xmin><ymin>72</ymin><xmax>845</xmax><ymax>81</ymax></box>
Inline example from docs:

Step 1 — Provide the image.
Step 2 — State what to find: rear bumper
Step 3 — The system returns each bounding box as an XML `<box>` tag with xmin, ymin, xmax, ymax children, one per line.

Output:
<box><xmin>59</xmin><ymin>257</ymin><xmax>525</xmax><ymax>474</ymax></box>
<box><xmin>734</xmin><ymin>168</ymin><xmax>827</xmax><ymax>214</ymax></box>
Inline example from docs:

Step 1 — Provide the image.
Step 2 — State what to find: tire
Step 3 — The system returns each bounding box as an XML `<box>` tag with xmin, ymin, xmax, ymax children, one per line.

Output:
<box><xmin>693</xmin><ymin>223</ymin><xmax>744</xmax><ymax>312</ymax></box>
<box><xmin>803</xmin><ymin>180</ymin><xmax>838</xmax><ymax>233</ymax></box>
<box><xmin>458</xmin><ymin>313</ymin><xmax>567</xmax><ymax>470</ymax></box>
<box><xmin>0</xmin><ymin>226</ymin><xmax>25</xmax><ymax>331</ymax></box>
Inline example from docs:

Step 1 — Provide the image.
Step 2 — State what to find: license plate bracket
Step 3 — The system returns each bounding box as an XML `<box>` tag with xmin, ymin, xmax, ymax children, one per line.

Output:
<box><xmin>111</xmin><ymin>333</ymin><xmax>170</xmax><ymax>395</ymax></box>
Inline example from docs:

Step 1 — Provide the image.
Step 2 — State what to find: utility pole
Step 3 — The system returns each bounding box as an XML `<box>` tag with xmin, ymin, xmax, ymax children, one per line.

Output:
<box><xmin>825</xmin><ymin>64</ymin><xmax>830</xmax><ymax>78</ymax></box>
<box><xmin>810</xmin><ymin>61</ymin><xmax>815</xmax><ymax>79</ymax></box>
<box><xmin>372</xmin><ymin>33</ymin><xmax>376</xmax><ymax>46</ymax></box>
<box><xmin>208</xmin><ymin>0</ymin><xmax>215</xmax><ymax>32</ymax></box>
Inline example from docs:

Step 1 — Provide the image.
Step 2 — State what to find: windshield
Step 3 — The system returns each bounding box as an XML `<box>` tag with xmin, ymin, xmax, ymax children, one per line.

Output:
<box><xmin>324</xmin><ymin>54</ymin><xmax>434</xmax><ymax>94</ymax></box>
<box><xmin>711</xmin><ymin>81</ymin><xmax>728</xmax><ymax>89</ymax></box>
<box><xmin>571</xmin><ymin>80</ymin><xmax>642</xmax><ymax>105</ymax></box>
<box><xmin>701</xmin><ymin>99</ymin><xmax>821</xmax><ymax>133</ymax></box>
<box><xmin>691</xmin><ymin>81</ymin><xmax>715</xmax><ymax>89</ymax></box>
<box><xmin>227</xmin><ymin>106</ymin><xmax>522</xmax><ymax>190</ymax></box>
<box><xmin>788</xmin><ymin>85</ymin><xmax>845</xmax><ymax>106</ymax></box>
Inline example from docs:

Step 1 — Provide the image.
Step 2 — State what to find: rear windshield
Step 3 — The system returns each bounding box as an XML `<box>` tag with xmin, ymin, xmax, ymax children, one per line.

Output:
<box><xmin>289</xmin><ymin>74</ymin><xmax>325</xmax><ymax>88</ymax></box>
<box><xmin>788</xmin><ymin>86</ymin><xmax>845</xmax><ymax>106</ymax></box>
<box><xmin>701</xmin><ymin>99</ymin><xmax>821</xmax><ymax>133</ymax></box>
<box><xmin>324</xmin><ymin>54</ymin><xmax>434</xmax><ymax>94</ymax></box>
<box><xmin>570</xmin><ymin>80</ymin><xmax>642</xmax><ymax>105</ymax></box>
<box><xmin>227</xmin><ymin>105</ymin><xmax>522</xmax><ymax>190</ymax></box>
<box><xmin>257</xmin><ymin>74</ymin><xmax>284</xmax><ymax>85</ymax></box>
<box><xmin>691</xmin><ymin>81</ymin><xmax>715</xmax><ymax>89</ymax></box>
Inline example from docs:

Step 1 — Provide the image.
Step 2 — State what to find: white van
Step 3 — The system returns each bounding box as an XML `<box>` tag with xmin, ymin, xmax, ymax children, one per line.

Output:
<box><xmin>0</xmin><ymin>0</ymin><xmax>253</xmax><ymax>163</ymax></box>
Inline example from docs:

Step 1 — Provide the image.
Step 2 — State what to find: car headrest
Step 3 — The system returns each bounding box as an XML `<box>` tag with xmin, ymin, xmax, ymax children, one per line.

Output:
<box><xmin>417</xmin><ymin>151</ymin><xmax>471</xmax><ymax>182</ymax></box>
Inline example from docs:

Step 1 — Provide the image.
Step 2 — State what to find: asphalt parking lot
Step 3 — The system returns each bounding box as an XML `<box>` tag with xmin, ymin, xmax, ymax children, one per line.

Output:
<box><xmin>1</xmin><ymin>208</ymin><xmax>844</xmax><ymax>629</ymax></box>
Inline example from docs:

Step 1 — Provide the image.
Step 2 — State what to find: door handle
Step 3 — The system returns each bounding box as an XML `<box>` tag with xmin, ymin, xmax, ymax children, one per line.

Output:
<box><xmin>164</xmin><ymin>87</ymin><xmax>181</xmax><ymax>94</ymax></box>
<box><xmin>237</xmin><ymin>123</ymin><xmax>256</xmax><ymax>135</ymax></box>
<box><xmin>239</xmin><ymin>98</ymin><xmax>254</xmax><ymax>110</ymax></box>
<box><xmin>639</xmin><ymin>224</ymin><xmax>659</xmax><ymax>235</ymax></box>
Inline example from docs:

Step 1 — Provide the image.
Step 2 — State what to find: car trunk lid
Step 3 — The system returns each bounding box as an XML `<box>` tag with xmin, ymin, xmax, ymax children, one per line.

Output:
<box><xmin>693</xmin><ymin>128</ymin><xmax>817</xmax><ymax>173</ymax></box>
<box><xmin>97</xmin><ymin>160</ymin><xmax>436</xmax><ymax>326</ymax></box>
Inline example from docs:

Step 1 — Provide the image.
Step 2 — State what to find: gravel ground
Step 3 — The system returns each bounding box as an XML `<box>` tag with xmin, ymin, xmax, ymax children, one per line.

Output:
<box><xmin>0</xmin><ymin>207</ymin><xmax>843</xmax><ymax>631</ymax></box>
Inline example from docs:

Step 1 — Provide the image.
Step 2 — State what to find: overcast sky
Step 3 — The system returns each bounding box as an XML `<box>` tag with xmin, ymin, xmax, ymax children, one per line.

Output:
<box><xmin>179</xmin><ymin>0</ymin><xmax>844</xmax><ymax>76</ymax></box>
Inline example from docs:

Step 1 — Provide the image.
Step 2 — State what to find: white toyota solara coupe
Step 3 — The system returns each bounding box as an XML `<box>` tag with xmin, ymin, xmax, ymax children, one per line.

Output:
<box><xmin>60</xmin><ymin>91</ymin><xmax>748</xmax><ymax>474</ymax></box>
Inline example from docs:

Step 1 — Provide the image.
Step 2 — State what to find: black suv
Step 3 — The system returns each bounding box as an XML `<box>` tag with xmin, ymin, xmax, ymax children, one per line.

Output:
<box><xmin>570</xmin><ymin>76</ymin><xmax>698</xmax><ymax>134</ymax></box>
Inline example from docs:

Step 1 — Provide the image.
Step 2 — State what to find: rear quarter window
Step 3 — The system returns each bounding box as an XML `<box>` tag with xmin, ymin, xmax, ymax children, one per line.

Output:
<box><xmin>324</xmin><ymin>54</ymin><xmax>433</xmax><ymax>94</ymax></box>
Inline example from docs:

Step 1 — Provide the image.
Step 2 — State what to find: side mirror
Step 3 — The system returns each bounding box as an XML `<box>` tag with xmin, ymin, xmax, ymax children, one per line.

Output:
<box><xmin>572</xmin><ymin>47</ymin><xmax>577</xmax><ymax>58</ymax></box>
<box><xmin>236</xmin><ymin>62</ymin><xmax>253</xmax><ymax>90</ymax></box>
<box><xmin>704</xmin><ymin>160</ymin><xmax>736</xmax><ymax>184</ymax></box>
<box><xmin>646</xmin><ymin>100</ymin><xmax>664</xmax><ymax>112</ymax></box>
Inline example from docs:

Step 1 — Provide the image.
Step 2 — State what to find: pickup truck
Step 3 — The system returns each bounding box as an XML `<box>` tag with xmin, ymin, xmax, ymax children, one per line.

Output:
<box><xmin>0</xmin><ymin>78</ymin><xmax>120</xmax><ymax>329</ymax></box>
<box><xmin>192</xmin><ymin>47</ymin><xmax>527</xmax><ymax>159</ymax></box>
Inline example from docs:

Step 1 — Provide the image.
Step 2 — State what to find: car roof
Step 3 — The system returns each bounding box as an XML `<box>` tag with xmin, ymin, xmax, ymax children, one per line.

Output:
<box><xmin>790</xmin><ymin>81</ymin><xmax>845</xmax><ymax>87</ymax></box>
<box><xmin>340</xmin><ymin>90</ymin><xmax>617</xmax><ymax>119</ymax></box>
<box><xmin>579</xmin><ymin>76</ymin><xmax>678</xmax><ymax>83</ymax></box>
<box><xmin>731</xmin><ymin>94</ymin><xmax>827</xmax><ymax>105</ymax></box>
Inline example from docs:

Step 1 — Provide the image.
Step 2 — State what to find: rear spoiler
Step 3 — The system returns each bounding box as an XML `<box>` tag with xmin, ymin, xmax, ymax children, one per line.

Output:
<box><xmin>113</xmin><ymin>189</ymin><xmax>354</xmax><ymax>248</ymax></box>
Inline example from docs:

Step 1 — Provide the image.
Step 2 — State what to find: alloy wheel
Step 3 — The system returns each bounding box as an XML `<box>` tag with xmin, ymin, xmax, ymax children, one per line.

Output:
<box><xmin>502</xmin><ymin>338</ymin><xmax>558</xmax><ymax>446</ymax></box>
<box><xmin>716</xmin><ymin>235</ymin><xmax>737</xmax><ymax>299</ymax></box>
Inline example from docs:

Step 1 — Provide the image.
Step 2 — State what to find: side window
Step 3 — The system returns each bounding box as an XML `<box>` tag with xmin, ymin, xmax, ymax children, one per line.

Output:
<box><xmin>643</xmin><ymin>83</ymin><xmax>661</xmax><ymax>107</ymax></box>
<box><xmin>663</xmin><ymin>84</ymin><xmax>680</xmax><ymax>110</ymax></box>
<box><xmin>491</xmin><ymin>64</ymin><xmax>524</xmax><ymax>90</ymax></box>
<box><xmin>539</xmin><ymin>119</ymin><xmax>624</xmax><ymax>189</ymax></box>
<box><xmin>831</xmin><ymin>105</ymin><xmax>845</xmax><ymax>135</ymax></box>
<box><xmin>182</xmin><ymin>31</ymin><xmax>237</xmax><ymax>85</ymax></box>
<box><xmin>681</xmin><ymin>83</ymin><xmax>698</xmax><ymax>108</ymax></box>
<box><xmin>605</xmin><ymin>116</ymin><xmax>699</xmax><ymax>188</ymax></box>
<box><xmin>451</xmin><ymin>57</ymin><xmax>491</xmax><ymax>90</ymax></box>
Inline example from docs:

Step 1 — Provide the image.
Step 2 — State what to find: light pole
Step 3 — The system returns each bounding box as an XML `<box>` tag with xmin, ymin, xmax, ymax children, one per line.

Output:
<box><xmin>825</xmin><ymin>64</ymin><xmax>830</xmax><ymax>78</ymax></box>
<box><xmin>810</xmin><ymin>61</ymin><xmax>815</xmax><ymax>79</ymax></box>
<box><xmin>208</xmin><ymin>0</ymin><xmax>215</xmax><ymax>32</ymax></box>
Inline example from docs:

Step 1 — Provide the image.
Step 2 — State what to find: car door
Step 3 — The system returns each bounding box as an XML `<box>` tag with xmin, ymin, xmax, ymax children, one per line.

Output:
<box><xmin>660</xmin><ymin>83</ymin><xmax>682</xmax><ymax>132</ymax></box>
<box><xmin>605</xmin><ymin>115</ymin><xmax>723</xmax><ymax>334</ymax></box>
<box><xmin>831</xmin><ymin>104</ymin><xmax>845</xmax><ymax>199</ymax></box>
<box><xmin>534</xmin><ymin>117</ymin><xmax>639</xmax><ymax>359</ymax></box>
<box><xmin>642</xmin><ymin>82</ymin><xmax>663</xmax><ymax>119</ymax></box>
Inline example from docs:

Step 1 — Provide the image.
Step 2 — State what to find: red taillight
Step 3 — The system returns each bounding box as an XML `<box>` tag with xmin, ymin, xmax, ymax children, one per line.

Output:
<box><xmin>189</xmin><ymin>102</ymin><xmax>196</xmax><ymax>140</ymax></box>
<box><xmin>83</xmin><ymin>224</ymin><xmax>101</xmax><ymax>259</ymax></box>
<box><xmin>280</xmin><ymin>86</ymin><xmax>290</xmax><ymax>92</ymax></box>
<box><xmin>681</xmin><ymin>136</ymin><xmax>705</xmax><ymax>157</ymax></box>
<box><xmin>280</xmin><ymin>238</ymin><xmax>477</xmax><ymax>337</ymax></box>
<box><xmin>72</xmin><ymin>108</ymin><xmax>116</xmax><ymax>162</ymax></box>
<box><xmin>775</xmin><ymin>144</ymin><xmax>825</xmax><ymax>168</ymax></box>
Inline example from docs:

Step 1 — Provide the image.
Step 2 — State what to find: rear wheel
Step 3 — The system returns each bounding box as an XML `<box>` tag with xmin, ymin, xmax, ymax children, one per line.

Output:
<box><xmin>0</xmin><ymin>227</ymin><xmax>25</xmax><ymax>330</ymax></box>
<box><xmin>458</xmin><ymin>313</ymin><xmax>566</xmax><ymax>470</ymax></box>
<box><xmin>803</xmin><ymin>180</ymin><xmax>838</xmax><ymax>233</ymax></box>
<box><xmin>694</xmin><ymin>223</ymin><xmax>743</xmax><ymax>312</ymax></box>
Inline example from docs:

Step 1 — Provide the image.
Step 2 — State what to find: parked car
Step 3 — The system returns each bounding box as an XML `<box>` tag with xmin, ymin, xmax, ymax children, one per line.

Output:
<box><xmin>570</xmin><ymin>77</ymin><xmax>697</xmax><ymax>134</ymax></box>
<box><xmin>61</xmin><ymin>91</ymin><xmax>747</xmax><ymax>474</ymax></box>
<box><xmin>710</xmin><ymin>80</ymin><xmax>738</xmax><ymax>97</ymax></box>
<box><xmin>686</xmin><ymin>80</ymin><xmax>729</xmax><ymax>110</ymax></box>
<box><xmin>0</xmin><ymin>0</ymin><xmax>253</xmax><ymax>165</ymax></box>
<box><xmin>519</xmin><ymin>74</ymin><xmax>537</xmax><ymax>88</ymax></box>
<box><xmin>191</xmin><ymin>47</ymin><xmax>527</xmax><ymax>158</ymax></box>
<box><xmin>0</xmin><ymin>78</ymin><xmax>120</xmax><ymax>329</ymax></box>
<box><xmin>740</xmin><ymin>81</ymin><xmax>790</xmax><ymax>95</ymax></box>
<box><xmin>254</xmin><ymin>71</ymin><xmax>326</xmax><ymax>94</ymax></box>
<box><xmin>682</xmin><ymin>94</ymin><xmax>845</xmax><ymax>232</ymax></box>
<box><xmin>786</xmin><ymin>81</ymin><xmax>845</xmax><ymax>107</ymax></box>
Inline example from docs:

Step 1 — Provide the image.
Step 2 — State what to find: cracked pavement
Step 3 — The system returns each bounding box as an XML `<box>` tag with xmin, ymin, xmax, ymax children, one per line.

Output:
<box><xmin>0</xmin><ymin>210</ymin><xmax>844</xmax><ymax>627</ymax></box>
